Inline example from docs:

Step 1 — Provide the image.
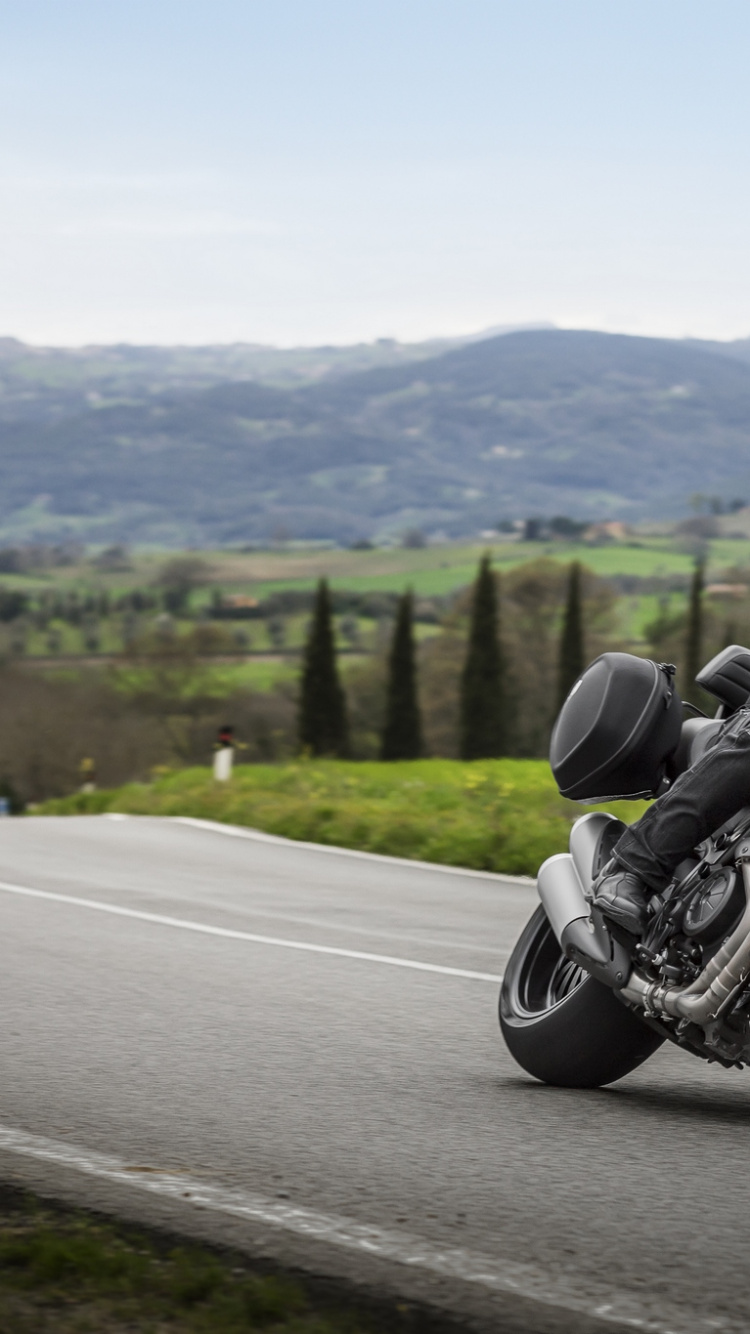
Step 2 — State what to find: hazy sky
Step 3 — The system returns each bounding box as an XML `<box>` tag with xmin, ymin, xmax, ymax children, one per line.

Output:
<box><xmin>2</xmin><ymin>1</ymin><xmax>749</xmax><ymax>346</ymax></box>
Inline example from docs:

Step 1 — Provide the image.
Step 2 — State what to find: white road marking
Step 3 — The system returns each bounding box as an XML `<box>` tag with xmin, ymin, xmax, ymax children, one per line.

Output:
<box><xmin>0</xmin><ymin>880</ymin><xmax>502</xmax><ymax>983</ymax></box>
<box><xmin>0</xmin><ymin>1122</ymin><xmax>709</xmax><ymax>1334</ymax></box>
<box><xmin>164</xmin><ymin>815</ymin><xmax>534</xmax><ymax>886</ymax></box>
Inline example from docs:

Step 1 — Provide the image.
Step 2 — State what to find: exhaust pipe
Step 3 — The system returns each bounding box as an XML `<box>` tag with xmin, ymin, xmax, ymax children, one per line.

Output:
<box><xmin>537</xmin><ymin>853</ymin><xmax>589</xmax><ymax>943</ymax></box>
<box><xmin>537</xmin><ymin>853</ymin><xmax>631</xmax><ymax>989</ymax></box>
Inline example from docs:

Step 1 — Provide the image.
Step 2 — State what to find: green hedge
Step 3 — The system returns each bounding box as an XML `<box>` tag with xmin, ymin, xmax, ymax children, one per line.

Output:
<box><xmin>39</xmin><ymin>759</ymin><xmax>646</xmax><ymax>878</ymax></box>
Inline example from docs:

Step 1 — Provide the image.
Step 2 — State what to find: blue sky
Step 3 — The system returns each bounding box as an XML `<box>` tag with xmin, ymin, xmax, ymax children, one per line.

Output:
<box><xmin>1</xmin><ymin>1</ymin><xmax>749</xmax><ymax>345</ymax></box>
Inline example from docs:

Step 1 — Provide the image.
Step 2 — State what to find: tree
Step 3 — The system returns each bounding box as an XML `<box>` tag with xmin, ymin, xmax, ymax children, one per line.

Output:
<box><xmin>155</xmin><ymin>555</ymin><xmax>213</xmax><ymax>617</ymax></box>
<box><xmin>0</xmin><ymin>588</ymin><xmax>28</xmax><ymax>622</ymax></box>
<box><xmin>557</xmin><ymin>561</ymin><xmax>585</xmax><ymax>710</ymax></box>
<box><xmin>381</xmin><ymin>590</ymin><xmax>422</xmax><ymax>760</ymax></box>
<box><xmin>459</xmin><ymin>556</ymin><xmax>507</xmax><ymax>759</ymax></box>
<box><xmin>298</xmin><ymin>579</ymin><xmax>350</xmax><ymax>756</ymax></box>
<box><xmin>684</xmin><ymin>559</ymin><xmax>705</xmax><ymax>702</ymax></box>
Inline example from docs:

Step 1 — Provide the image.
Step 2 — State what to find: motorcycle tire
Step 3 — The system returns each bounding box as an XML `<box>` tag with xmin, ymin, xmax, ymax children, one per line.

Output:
<box><xmin>499</xmin><ymin>905</ymin><xmax>664</xmax><ymax>1088</ymax></box>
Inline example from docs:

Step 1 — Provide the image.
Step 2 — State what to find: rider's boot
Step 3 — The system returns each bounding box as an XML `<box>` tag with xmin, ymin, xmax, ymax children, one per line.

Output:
<box><xmin>592</xmin><ymin>859</ymin><xmax>650</xmax><ymax>936</ymax></box>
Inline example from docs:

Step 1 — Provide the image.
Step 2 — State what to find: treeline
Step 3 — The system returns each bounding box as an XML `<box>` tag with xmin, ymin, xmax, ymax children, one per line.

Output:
<box><xmin>0</xmin><ymin>542</ymin><xmax>84</xmax><ymax>573</ymax></box>
<box><xmin>0</xmin><ymin>586</ymin><xmax>166</xmax><ymax>657</ymax></box>
<box><xmin>297</xmin><ymin>553</ymin><xmax>746</xmax><ymax>761</ymax></box>
<box><xmin>0</xmin><ymin>555</ymin><xmax>604</xmax><ymax>806</ymax></box>
<box><xmin>0</xmin><ymin>587</ymin><xmax>159</xmax><ymax>626</ymax></box>
<box><xmin>296</xmin><ymin>557</ymin><xmax>596</xmax><ymax>762</ymax></box>
<box><xmin>210</xmin><ymin>587</ymin><xmax>446</xmax><ymax>623</ymax></box>
<box><xmin>0</xmin><ymin>578</ymin><xmax>445</xmax><ymax>657</ymax></box>
<box><xmin>0</xmin><ymin>552</ymin><xmax>742</xmax><ymax>809</ymax></box>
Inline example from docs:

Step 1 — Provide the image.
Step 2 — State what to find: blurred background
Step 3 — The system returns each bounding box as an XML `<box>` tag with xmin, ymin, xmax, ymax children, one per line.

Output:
<box><xmin>0</xmin><ymin>0</ymin><xmax>749</xmax><ymax>817</ymax></box>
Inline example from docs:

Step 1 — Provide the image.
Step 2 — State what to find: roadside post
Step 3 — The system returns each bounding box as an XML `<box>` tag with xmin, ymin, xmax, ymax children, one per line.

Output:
<box><xmin>80</xmin><ymin>757</ymin><xmax>96</xmax><ymax>794</ymax></box>
<box><xmin>213</xmin><ymin>725</ymin><xmax>234</xmax><ymax>782</ymax></box>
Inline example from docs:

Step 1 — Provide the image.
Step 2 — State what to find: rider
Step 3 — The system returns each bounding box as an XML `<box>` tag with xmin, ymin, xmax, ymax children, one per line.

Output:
<box><xmin>593</xmin><ymin>707</ymin><xmax>750</xmax><ymax>935</ymax></box>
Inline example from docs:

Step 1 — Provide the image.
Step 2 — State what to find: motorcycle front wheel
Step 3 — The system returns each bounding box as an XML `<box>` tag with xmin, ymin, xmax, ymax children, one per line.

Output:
<box><xmin>500</xmin><ymin>905</ymin><xmax>664</xmax><ymax>1088</ymax></box>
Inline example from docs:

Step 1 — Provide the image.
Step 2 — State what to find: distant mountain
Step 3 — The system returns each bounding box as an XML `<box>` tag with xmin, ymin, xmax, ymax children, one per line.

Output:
<box><xmin>686</xmin><ymin>336</ymin><xmax>750</xmax><ymax>367</ymax></box>
<box><xmin>0</xmin><ymin>323</ymin><xmax>555</xmax><ymax>419</ymax></box>
<box><xmin>2</xmin><ymin>328</ymin><xmax>750</xmax><ymax>545</ymax></box>
<box><xmin>0</xmin><ymin>333</ymin><xmax>475</xmax><ymax>426</ymax></box>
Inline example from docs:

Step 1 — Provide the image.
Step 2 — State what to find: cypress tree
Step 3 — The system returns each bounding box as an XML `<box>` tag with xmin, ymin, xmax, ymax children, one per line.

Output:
<box><xmin>459</xmin><ymin>556</ymin><xmax>506</xmax><ymax>759</ymax></box>
<box><xmin>684</xmin><ymin>560</ymin><xmax>705</xmax><ymax>702</ymax></box>
<box><xmin>557</xmin><ymin>561</ymin><xmax>585</xmax><ymax>710</ymax></box>
<box><xmin>298</xmin><ymin>579</ymin><xmax>350</xmax><ymax>756</ymax></box>
<box><xmin>380</xmin><ymin>590</ymin><xmax>422</xmax><ymax>760</ymax></box>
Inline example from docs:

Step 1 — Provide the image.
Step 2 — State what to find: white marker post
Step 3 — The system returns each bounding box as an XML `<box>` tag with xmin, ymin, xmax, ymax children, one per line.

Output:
<box><xmin>213</xmin><ymin>746</ymin><xmax>233</xmax><ymax>782</ymax></box>
<box><xmin>213</xmin><ymin>726</ymin><xmax>234</xmax><ymax>782</ymax></box>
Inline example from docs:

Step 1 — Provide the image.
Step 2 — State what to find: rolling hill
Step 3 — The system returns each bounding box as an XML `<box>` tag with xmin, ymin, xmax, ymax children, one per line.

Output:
<box><xmin>2</xmin><ymin>328</ymin><xmax>750</xmax><ymax>545</ymax></box>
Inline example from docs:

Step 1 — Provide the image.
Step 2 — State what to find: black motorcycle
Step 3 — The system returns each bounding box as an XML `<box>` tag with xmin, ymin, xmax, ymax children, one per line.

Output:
<box><xmin>500</xmin><ymin>643</ymin><xmax>750</xmax><ymax>1087</ymax></box>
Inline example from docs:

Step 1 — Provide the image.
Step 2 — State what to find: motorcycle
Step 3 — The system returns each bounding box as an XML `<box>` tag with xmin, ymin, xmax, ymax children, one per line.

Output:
<box><xmin>499</xmin><ymin>642</ymin><xmax>750</xmax><ymax>1087</ymax></box>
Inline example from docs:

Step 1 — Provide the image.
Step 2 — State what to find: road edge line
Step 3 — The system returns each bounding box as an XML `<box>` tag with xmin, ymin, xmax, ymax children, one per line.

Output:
<box><xmin>163</xmin><ymin>815</ymin><xmax>535</xmax><ymax>886</ymax></box>
<box><xmin>0</xmin><ymin>1123</ymin><xmax>684</xmax><ymax>1334</ymax></box>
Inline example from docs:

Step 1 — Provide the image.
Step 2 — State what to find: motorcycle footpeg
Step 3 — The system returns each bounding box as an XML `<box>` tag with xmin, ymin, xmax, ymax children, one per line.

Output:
<box><xmin>560</xmin><ymin>908</ymin><xmax>632</xmax><ymax>989</ymax></box>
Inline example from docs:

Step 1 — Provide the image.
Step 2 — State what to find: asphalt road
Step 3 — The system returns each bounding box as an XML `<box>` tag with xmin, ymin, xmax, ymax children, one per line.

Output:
<box><xmin>0</xmin><ymin>816</ymin><xmax>747</xmax><ymax>1334</ymax></box>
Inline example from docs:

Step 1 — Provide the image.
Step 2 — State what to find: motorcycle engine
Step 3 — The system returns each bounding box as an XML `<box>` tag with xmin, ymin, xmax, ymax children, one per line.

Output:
<box><xmin>636</xmin><ymin>864</ymin><xmax>746</xmax><ymax>989</ymax></box>
<box><xmin>682</xmin><ymin>867</ymin><xmax>745</xmax><ymax>950</ymax></box>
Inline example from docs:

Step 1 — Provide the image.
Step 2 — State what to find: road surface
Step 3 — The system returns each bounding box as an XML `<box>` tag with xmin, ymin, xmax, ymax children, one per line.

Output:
<box><xmin>0</xmin><ymin>815</ymin><xmax>746</xmax><ymax>1334</ymax></box>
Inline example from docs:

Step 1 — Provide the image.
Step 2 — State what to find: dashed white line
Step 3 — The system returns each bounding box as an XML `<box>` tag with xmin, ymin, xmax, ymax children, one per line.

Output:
<box><xmin>0</xmin><ymin>1123</ymin><xmax>709</xmax><ymax>1334</ymax></box>
<box><xmin>0</xmin><ymin>880</ymin><xmax>502</xmax><ymax>983</ymax></box>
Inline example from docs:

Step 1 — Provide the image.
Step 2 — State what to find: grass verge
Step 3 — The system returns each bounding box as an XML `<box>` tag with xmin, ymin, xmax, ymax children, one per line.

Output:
<box><xmin>38</xmin><ymin>759</ymin><xmax>647</xmax><ymax>877</ymax></box>
<box><xmin>0</xmin><ymin>1186</ymin><xmax>450</xmax><ymax>1333</ymax></box>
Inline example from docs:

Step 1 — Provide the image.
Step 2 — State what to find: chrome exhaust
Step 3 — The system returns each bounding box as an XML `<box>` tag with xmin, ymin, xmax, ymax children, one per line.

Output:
<box><xmin>537</xmin><ymin>853</ymin><xmax>589</xmax><ymax>944</ymax></box>
<box><xmin>537</xmin><ymin>852</ymin><xmax>632</xmax><ymax>989</ymax></box>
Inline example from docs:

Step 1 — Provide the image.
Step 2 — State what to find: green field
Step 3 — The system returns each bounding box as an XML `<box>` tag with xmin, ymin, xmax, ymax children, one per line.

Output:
<box><xmin>109</xmin><ymin>653</ymin><xmax>374</xmax><ymax>698</ymax></box>
<box><xmin>5</xmin><ymin>535</ymin><xmax>750</xmax><ymax>602</ymax></box>
<box><xmin>203</xmin><ymin>537</ymin><xmax>750</xmax><ymax>600</ymax></box>
<box><xmin>40</xmin><ymin>758</ymin><xmax>647</xmax><ymax>878</ymax></box>
<box><xmin>3</xmin><ymin>535</ymin><xmax>749</xmax><ymax>671</ymax></box>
